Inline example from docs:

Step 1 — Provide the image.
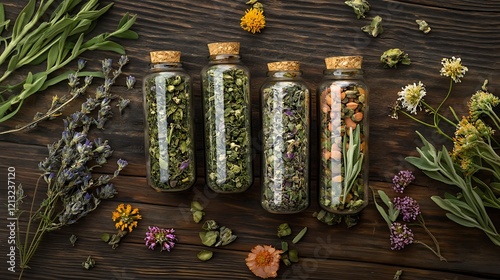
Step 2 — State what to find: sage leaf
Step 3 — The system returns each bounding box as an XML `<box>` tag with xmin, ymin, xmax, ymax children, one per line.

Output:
<box><xmin>292</xmin><ymin>227</ymin><xmax>307</xmax><ymax>244</ymax></box>
<box><xmin>197</xmin><ymin>250</ymin><xmax>213</xmax><ymax>261</ymax></box>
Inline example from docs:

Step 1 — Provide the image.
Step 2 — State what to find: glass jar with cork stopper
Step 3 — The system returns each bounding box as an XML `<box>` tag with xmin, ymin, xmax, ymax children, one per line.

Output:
<box><xmin>317</xmin><ymin>56</ymin><xmax>369</xmax><ymax>214</ymax></box>
<box><xmin>260</xmin><ymin>61</ymin><xmax>310</xmax><ymax>214</ymax></box>
<box><xmin>142</xmin><ymin>50</ymin><xmax>196</xmax><ymax>192</ymax></box>
<box><xmin>200</xmin><ymin>42</ymin><xmax>253</xmax><ymax>193</ymax></box>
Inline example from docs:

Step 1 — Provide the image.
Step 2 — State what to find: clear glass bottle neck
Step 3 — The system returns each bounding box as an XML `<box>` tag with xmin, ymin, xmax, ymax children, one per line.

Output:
<box><xmin>150</xmin><ymin>62</ymin><xmax>184</xmax><ymax>72</ymax></box>
<box><xmin>323</xmin><ymin>68</ymin><xmax>364</xmax><ymax>79</ymax></box>
<box><xmin>267</xmin><ymin>70</ymin><xmax>302</xmax><ymax>79</ymax></box>
<box><xmin>208</xmin><ymin>54</ymin><xmax>242</xmax><ymax>64</ymax></box>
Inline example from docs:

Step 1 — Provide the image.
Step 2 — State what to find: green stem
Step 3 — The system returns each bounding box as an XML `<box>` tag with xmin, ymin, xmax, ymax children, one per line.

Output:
<box><xmin>432</xmin><ymin>79</ymin><xmax>455</xmax><ymax>141</ymax></box>
<box><xmin>413</xmin><ymin>240</ymin><xmax>447</xmax><ymax>261</ymax></box>
<box><xmin>416</xmin><ymin>215</ymin><xmax>446</xmax><ymax>261</ymax></box>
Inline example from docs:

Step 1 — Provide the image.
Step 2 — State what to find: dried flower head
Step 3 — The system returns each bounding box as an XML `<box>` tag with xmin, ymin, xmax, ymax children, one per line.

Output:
<box><xmin>440</xmin><ymin>56</ymin><xmax>468</xmax><ymax>83</ymax></box>
<box><xmin>112</xmin><ymin>203</ymin><xmax>142</xmax><ymax>232</ymax></box>
<box><xmin>144</xmin><ymin>226</ymin><xmax>177</xmax><ymax>252</ymax></box>
<box><xmin>246</xmin><ymin>245</ymin><xmax>282</xmax><ymax>279</ymax></box>
<box><xmin>345</xmin><ymin>0</ymin><xmax>371</xmax><ymax>19</ymax></box>
<box><xmin>393</xmin><ymin>196</ymin><xmax>421</xmax><ymax>222</ymax></box>
<box><xmin>392</xmin><ymin>170</ymin><xmax>415</xmax><ymax>193</ymax></box>
<box><xmin>468</xmin><ymin>85</ymin><xmax>500</xmax><ymax>122</ymax></box>
<box><xmin>397</xmin><ymin>81</ymin><xmax>426</xmax><ymax>114</ymax></box>
<box><xmin>390</xmin><ymin>222</ymin><xmax>414</xmax><ymax>250</ymax></box>
<box><xmin>240</xmin><ymin>8</ymin><xmax>266</xmax><ymax>34</ymax></box>
<box><xmin>126</xmin><ymin>75</ymin><xmax>136</xmax><ymax>89</ymax></box>
<box><xmin>451</xmin><ymin>117</ymin><xmax>493</xmax><ymax>174</ymax></box>
<box><xmin>416</xmin><ymin>19</ymin><xmax>431</xmax><ymax>33</ymax></box>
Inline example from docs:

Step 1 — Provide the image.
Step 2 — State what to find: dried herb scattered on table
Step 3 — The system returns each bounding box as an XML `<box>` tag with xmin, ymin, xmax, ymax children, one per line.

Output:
<box><xmin>202</xmin><ymin>67</ymin><xmax>252</xmax><ymax>192</ymax></box>
<box><xmin>261</xmin><ymin>80</ymin><xmax>309</xmax><ymax>213</ymax></box>
<box><xmin>143</xmin><ymin>74</ymin><xmax>196</xmax><ymax>191</ymax></box>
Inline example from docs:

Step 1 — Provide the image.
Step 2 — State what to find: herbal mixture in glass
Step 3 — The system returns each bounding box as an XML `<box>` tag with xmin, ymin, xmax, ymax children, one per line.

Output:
<box><xmin>200</xmin><ymin>42</ymin><xmax>253</xmax><ymax>193</ymax></box>
<box><xmin>142</xmin><ymin>51</ymin><xmax>196</xmax><ymax>191</ymax></box>
<box><xmin>260</xmin><ymin>61</ymin><xmax>310</xmax><ymax>213</ymax></box>
<box><xmin>318</xmin><ymin>56</ymin><xmax>369</xmax><ymax>214</ymax></box>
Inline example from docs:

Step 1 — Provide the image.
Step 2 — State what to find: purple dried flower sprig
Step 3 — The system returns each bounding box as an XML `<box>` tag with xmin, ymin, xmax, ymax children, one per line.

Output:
<box><xmin>16</xmin><ymin>55</ymin><xmax>132</xmax><ymax>272</ymax></box>
<box><xmin>390</xmin><ymin>222</ymin><xmax>414</xmax><ymax>250</ymax></box>
<box><xmin>371</xmin><ymin>170</ymin><xmax>446</xmax><ymax>261</ymax></box>
<box><xmin>145</xmin><ymin>226</ymin><xmax>177</xmax><ymax>252</ymax></box>
<box><xmin>392</xmin><ymin>170</ymin><xmax>415</xmax><ymax>193</ymax></box>
<box><xmin>393</xmin><ymin>196</ymin><xmax>421</xmax><ymax>222</ymax></box>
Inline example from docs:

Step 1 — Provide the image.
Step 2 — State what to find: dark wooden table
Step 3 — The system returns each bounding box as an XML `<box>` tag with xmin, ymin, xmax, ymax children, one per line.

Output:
<box><xmin>1</xmin><ymin>0</ymin><xmax>500</xmax><ymax>279</ymax></box>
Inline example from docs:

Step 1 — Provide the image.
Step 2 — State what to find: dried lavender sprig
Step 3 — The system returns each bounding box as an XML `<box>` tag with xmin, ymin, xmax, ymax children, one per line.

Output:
<box><xmin>16</xmin><ymin>55</ymin><xmax>132</xmax><ymax>274</ymax></box>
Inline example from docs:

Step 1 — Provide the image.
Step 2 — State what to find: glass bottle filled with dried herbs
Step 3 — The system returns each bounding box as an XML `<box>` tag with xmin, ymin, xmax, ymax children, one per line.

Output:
<box><xmin>200</xmin><ymin>42</ymin><xmax>253</xmax><ymax>193</ymax></box>
<box><xmin>317</xmin><ymin>56</ymin><xmax>369</xmax><ymax>214</ymax></box>
<box><xmin>260</xmin><ymin>61</ymin><xmax>310</xmax><ymax>214</ymax></box>
<box><xmin>142</xmin><ymin>51</ymin><xmax>196</xmax><ymax>192</ymax></box>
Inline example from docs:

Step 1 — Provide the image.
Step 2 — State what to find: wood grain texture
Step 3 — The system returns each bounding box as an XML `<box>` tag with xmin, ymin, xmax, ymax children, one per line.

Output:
<box><xmin>1</xmin><ymin>0</ymin><xmax>500</xmax><ymax>279</ymax></box>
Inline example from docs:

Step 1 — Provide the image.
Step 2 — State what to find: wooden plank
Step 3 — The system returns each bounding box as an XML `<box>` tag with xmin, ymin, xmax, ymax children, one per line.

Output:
<box><xmin>1</xmin><ymin>0</ymin><xmax>500</xmax><ymax>279</ymax></box>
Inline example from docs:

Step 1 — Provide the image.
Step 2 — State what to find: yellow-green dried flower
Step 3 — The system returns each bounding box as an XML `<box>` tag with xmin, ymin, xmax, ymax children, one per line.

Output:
<box><xmin>345</xmin><ymin>0</ymin><xmax>371</xmax><ymax>19</ymax></box>
<box><xmin>397</xmin><ymin>81</ymin><xmax>426</xmax><ymax>114</ymax></box>
<box><xmin>416</xmin><ymin>19</ymin><xmax>431</xmax><ymax>33</ymax></box>
<box><xmin>440</xmin><ymin>56</ymin><xmax>468</xmax><ymax>83</ymax></box>
<box><xmin>112</xmin><ymin>203</ymin><xmax>142</xmax><ymax>232</ymax></box>
<box><xmin>381</xmin><ymin>48</ymin><xmax>411</xmax><ymax>68</ymax></box>
<box><xmin>240</xmin><ymin>8</ymin><xmax>266</xmax><ymax>34</ymax></box>
<box><xmin>361</xmin><ymin>15</ymin><xmax>383</xmax><ymax>37</ymax></box>
<box><xmin>451</xmin><ymin>117</ymin><xmax>494</xmax><ymax>175</ymax></box>
<box><xmin>468</xmin><ymin>86</ymin><xmax>500</xmax><ymax>122</ymax></box>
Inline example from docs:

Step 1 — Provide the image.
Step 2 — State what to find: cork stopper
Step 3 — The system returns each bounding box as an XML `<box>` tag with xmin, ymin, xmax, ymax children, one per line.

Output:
<box><xmin>267</xmin><ymin>61</ymin><xmax>300</xmax><ymax>71</ymax></box>
<box><xmin>207</xmin><ymin>42</ymin><xmax>240</xmax><ymax>55</ymax></box>
<box><xmin>150</xmin><ymin>51</ymin><xmax>181</xmax><ymax>63</ymax></box>
<box><xmin>325</xmin><ymin>56</ymin><xmax>363</xmax><ymax>69</ymax></box>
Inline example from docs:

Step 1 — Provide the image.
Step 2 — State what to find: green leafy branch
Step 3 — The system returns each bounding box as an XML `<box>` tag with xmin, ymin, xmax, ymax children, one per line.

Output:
<box><xmin>406</xmin><ymin>131</ymin><xmax>500</xmax><ymax>245</ymax></box>
<box><xmin>342</xmin><ymin>125</ymin><xmax>364</xmax><ymax>204</ymax></box>
<box><xmin>0</xmin><ymin>0</ymin><xmax>138</xmax><ymax>124</ymax></box>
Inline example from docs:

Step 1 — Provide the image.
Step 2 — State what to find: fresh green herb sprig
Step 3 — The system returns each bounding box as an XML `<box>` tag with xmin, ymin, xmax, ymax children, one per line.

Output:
<box><xmin>371</xmin><ymin>187</ymin><xmax>445</xmax><ymax>260</ymax></box>
<box><xmin>0</xmin><ymin>0</ymin><xmax>137</xmax><ymax>124</ymax></box>
<box><xmin>15</xmin><ymin>56</ymin><xmax>131</xmax><ymax>278</ymax></box>
<box><xmin>342</xmin><ymin>126</ymin><xmax>364</xmax><ymax>205</ymax></box>
<box><xmin>406</xmin><ymin>132</ymin><xmax>500</xmax><ymax>245</ymax></box>
<box><xmin>391</xmin><ymin>57</ymin><xmax>500</xmax><ymax>246</ymax></box>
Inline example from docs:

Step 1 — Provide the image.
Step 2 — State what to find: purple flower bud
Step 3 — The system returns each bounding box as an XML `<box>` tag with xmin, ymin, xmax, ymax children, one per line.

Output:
<box><xmin>77</xmin><ymin>59</ymin><xmax>87</xmax><ymax>70</ymax></box>
<box><xmin>179</xmin><ymin>160</ymin><xmax>190</xmax><ymax>171</ymax></box>
<box><xmin>393</xmin><ymin>196</ymin><xmax>421</xmax><ymax>222</ymax></box>
<box><xmin>392</xmin><ymin>170</ymin><xmax>415</xmax><ymax>193</ymax></box>
<box><xmin>126</xmin><ymin>75</ymin><xmax>136</xmax><ymax>89</ymax></box>
<box><xmin>390</xmin><ymin>222</ymin><xmax>414</xmax><ymax>250</ymax></box>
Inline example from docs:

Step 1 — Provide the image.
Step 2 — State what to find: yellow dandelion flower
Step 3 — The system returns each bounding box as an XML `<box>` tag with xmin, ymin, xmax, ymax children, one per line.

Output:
<box><xmin>112</xmin><ymin>203</ymin><xmax>142</xmax><ymax>232</ymax></box>
<box><xmin>240</xmin><ymin>8</ymin><xmax>266</xmax><ymax>34</ymax></box>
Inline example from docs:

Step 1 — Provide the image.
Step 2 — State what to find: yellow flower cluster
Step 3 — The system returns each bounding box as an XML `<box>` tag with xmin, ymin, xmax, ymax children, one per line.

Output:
<box><xmin>112</xmin><ymin>203</ymin><xmax>142</xmax><ymax>232</ymax></box>
<box><xmin>240</xmin><ymin>7</ymin><xmax>266</xmax><ymax>34</ymax></box>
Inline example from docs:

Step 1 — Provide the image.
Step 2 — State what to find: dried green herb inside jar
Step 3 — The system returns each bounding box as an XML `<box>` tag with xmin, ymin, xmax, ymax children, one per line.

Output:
<box><xmin>260</xmin><ymin>61</ymin><xmax>310</xmax><ymax>214</ymax></box>
<box><xmin>201</xmin><ymin>42</ymin><xmax>253</xmax><ymax>193</ymax></box>
<box><xmin>318</xmin><ymin>56</ymin><xmax>369</xmax><ymax>214</ymax></box>
<box><xmin>143</xmin><ymin>51</ymin><xmax>196</xmax><ymax>191</ymax></box>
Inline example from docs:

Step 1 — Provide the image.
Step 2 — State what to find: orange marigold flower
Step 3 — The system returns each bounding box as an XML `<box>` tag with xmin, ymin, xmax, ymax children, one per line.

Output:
<box><xmin>112</xmin><ymin>203</ymin><xmax>142</xmax><ymax>232</ymax></box>
<box><xmin>245</xmin><ymin>245</ymin><xmax>282</xmax><ymax>279</ymax></box>
<box><xmin>240</xmin><ymin>8</ymin><xmax>266</xmax><ymax>34</ymax></box>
